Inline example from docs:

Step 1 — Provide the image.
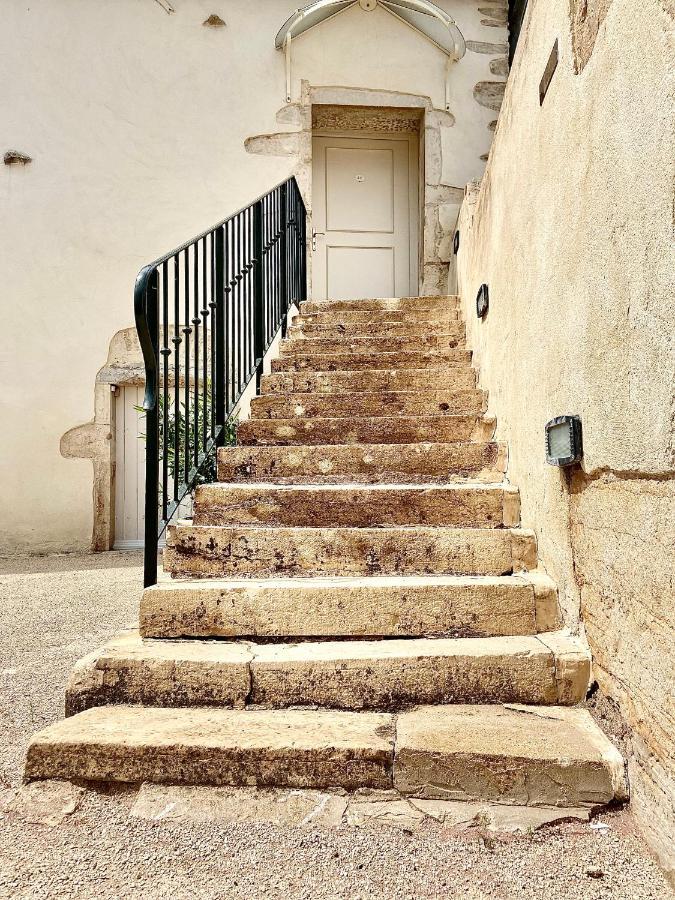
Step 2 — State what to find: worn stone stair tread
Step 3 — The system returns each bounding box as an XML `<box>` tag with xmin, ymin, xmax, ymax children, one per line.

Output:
<box><xmin>192</xmin><ymin>482</ymin><xmax>519</xmax><ymax>528</ymax></box>
<box><xmin>299</xmin><ymin>295</ymin><xmax>457</xmax><ymax>314</ymax></box>
<box><xmin>140</xmin><ymin>571</ymin><xmax>561</xmax><ymax>639</ymax></box>
<box><xmin>25</xmin><ymin>706</ymin><xmax>395</xmax><ymax>789</ymax></box>
<box><xmin>64</xmin><ymin>629</ymin><xmax>589</xmax><ymax>713</ymax></box>
<box><xmin>394</xmin><ymin>704</ymin><xmax>628</xmax><ymax>807</ymax></box>
<box><xmin>293</xmin><ymin>308</ymin><xmax>458</xmax><ymax>325</ymax></box>
<box><xmin>280</xmin><ymin>336</ymin><xmax>465</xmax><ymax>355</ymax></box>
<box><xmin>236</xmin><ymin>418</ymin><xmax>497</xmax><ymax>448</ymax></box>
<box><xmin>288</xmin><ymin>318</ymin><xmax>461</xmax><ymax>336</ymax></box>
<box><xmin>218</xmin><ymin>440</ymin><xmax>502</xmax><ymax>481</ymax></box>
<box><xmin>272</xmin><ymin>350</ymin><xmax>471</xmax><ymax>372</ymax></box>
<box><xmin>163</xmin><ymin>524</ymin><xmax>537</xmax><ymax>578</ymax></box>
<box><xmin>260</xmin><ymin>368</ymin><xmax>477</xmax><ymax>394</ymax></box>
<box><xmin>249</xmin><ymin>389</ymin><xmax>487</xmax><ymax>420</ymax></box>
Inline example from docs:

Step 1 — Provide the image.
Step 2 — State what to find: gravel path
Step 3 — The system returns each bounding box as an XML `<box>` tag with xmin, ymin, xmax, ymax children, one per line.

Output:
<box><xmin>0</xmin><ymin>552</ymin><xmax>671</xmax><ymax>900</ymax></box>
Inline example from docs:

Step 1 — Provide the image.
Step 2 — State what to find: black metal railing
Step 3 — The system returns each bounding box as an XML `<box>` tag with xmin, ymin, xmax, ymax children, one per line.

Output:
<box><xmin>134</xmin><ymin>177</ymin><xmax>307</xmax><ymax>586</ymax></box>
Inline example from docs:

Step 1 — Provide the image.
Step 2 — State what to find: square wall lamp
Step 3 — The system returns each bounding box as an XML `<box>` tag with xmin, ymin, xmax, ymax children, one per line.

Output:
<box><xmin>545</xmin><ymin>415</ymin><xmax>583</xmax><ymax>466</ymax></box>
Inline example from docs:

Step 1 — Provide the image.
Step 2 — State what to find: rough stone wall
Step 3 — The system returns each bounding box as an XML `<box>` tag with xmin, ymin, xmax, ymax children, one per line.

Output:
<box><xmin>455</xmin><ymin>0</ymin><xmax>675</xmax><ymax>879</ymax></box>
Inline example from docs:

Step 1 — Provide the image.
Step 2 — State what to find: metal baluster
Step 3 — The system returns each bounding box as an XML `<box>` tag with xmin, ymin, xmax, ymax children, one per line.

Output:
<box><xmin>209</xmin><ymin>232</ymin><xmax>217</xmax><ymax>435</ymax></box>
<box><xmin>172</xmin><ymin>254</ymin><xmax>181</xmax><ymax>504</ymax></box>
<box><xmin>224</xmin><ymin>218</ymin><xmax>232</xmax><ymax>416</ymax></box>
<box><xmin>201</xmin><ymin>236</ymin><xmax>208</xmax><ymax>454</ymax></box>
<box><xmin>214</xmin><ymin>224</ymin><xmax>225</xmax><ymax>442</ymax></box>
<box><xmin>253</xmin><ymin>198</ymin><xmax>264</xmax><ymax>391</ymax></box>
<box><xmin>160</xmin><ymin>260</ymin><xmax>170</xmax><ymax>523</ymax></box>
<box><xmin>183</xmin><ymin>247</ymin><xmax>191</xmax><ymax>483</ymax></box>
<box><xmin>193</xmin><ymin>242</ymin><xmax>200</xmax><ymax>468</ymax></box>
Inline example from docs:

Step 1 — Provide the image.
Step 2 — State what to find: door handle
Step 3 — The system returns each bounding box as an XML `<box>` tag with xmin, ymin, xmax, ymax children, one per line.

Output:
<box><xmin>312</xmin><ymin>229</ymin><xmax>325</xmax><ymax>252</ymax></box>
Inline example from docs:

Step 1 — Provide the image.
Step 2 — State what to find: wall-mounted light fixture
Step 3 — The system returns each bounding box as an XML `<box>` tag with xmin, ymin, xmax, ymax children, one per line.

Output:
<box><xmin>453</xmin><ymin>230</ymin><xmax>460</xmax><ymax>255</ymax></box>
<box><xmin>476</xmin><ymin>283</ymin><xmax>489</xmax><ymax>318</ymax></box>
<box><xmin>545</xmin><ymin>415</ymin><xmax>583</xmax><ymax>466</ymax></box>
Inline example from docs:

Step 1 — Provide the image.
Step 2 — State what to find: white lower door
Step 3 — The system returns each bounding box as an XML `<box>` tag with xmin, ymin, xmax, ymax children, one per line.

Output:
<box><xmin>114</xmin><ymin>385</ymin><xmax>191</xmax><ymax>550</ymax></box>
<box><xmin>312</xmin><ymin>134</ymin><xmax>416</xmax><ymax>300</ymax></box>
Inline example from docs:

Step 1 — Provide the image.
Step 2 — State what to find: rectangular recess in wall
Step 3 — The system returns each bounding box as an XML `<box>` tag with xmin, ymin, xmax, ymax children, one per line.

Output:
<box><xmin>539</xmin><ymin>40</ymin><xmax>559</xmax><ymax>105</ymax></box>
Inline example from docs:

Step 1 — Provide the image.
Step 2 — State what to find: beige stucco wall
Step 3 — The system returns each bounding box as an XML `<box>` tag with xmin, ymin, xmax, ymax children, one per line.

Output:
<box><xmin>456</xmin><ymin>0</ymin><xmax>674</xmax><ymax>876</ymax></box>
<box><xmin>1</xmin><ymin>0</ymin><xmax>506</xmax><ymax>553</ymax></box>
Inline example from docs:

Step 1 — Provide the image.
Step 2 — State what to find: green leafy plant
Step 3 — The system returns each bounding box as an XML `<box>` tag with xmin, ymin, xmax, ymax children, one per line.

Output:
<box><xmin>135</xmin><ymin>390</ymin><xmax>237</xmax><ymax>489</ymax></box>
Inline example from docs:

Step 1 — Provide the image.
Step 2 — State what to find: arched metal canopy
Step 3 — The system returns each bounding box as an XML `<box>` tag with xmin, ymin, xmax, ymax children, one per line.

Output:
<box><xmin>275</xmin><ymin>0</ymin><xmax>466</xmax><ymax>108</ymax></box>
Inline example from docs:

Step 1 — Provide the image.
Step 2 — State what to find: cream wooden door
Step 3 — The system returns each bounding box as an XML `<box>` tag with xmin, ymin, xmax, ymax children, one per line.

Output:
<box><xmin>114</xmin><ymin>385</ymin><xmax>191</xmax><ymax>550</ymax></box>
<box><xmin>312</xmin><ymin>135</ymin><xmax>416</xmax><ymax>300</ymax></box>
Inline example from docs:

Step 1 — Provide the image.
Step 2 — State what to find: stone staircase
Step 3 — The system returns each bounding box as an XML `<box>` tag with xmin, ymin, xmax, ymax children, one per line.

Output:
<box><xmin>26</xmin><ymin>295</ymin><xmax>628</xmax><ymax>811</ymax></box>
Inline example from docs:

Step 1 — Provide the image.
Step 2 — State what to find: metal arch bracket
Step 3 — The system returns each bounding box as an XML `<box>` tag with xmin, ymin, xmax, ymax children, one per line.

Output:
<box><xmin>275</xmin><ymin>0</ymin><xmax>466</xmax><ymax>106</ymax></box>
<box><xmin>285</xmin><ymin>32</ymin><xmax>292</xmax><ymax>103</ymax></box>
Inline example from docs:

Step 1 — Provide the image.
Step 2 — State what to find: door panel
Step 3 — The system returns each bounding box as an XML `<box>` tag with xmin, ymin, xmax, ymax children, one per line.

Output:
<box><xmin>325</xmin><ymin>147</ymin><xmax>394</xmax><ymax>233</ymax></box>
<box><xmin>327</xmin><ymin>246</ymin><xmax>395</xmax><ymax>300</ymax></box>
<box><xmin>313</xmin><ymin>135</ymin><xmax>416</xmax><ymax>300</ymax></box>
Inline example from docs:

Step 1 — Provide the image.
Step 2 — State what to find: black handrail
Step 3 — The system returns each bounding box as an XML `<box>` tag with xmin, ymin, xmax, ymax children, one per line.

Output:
<box><xmin>134</xmin><ymin>177</ymin><xmax>307</xmax><ymax>587</ymax></box>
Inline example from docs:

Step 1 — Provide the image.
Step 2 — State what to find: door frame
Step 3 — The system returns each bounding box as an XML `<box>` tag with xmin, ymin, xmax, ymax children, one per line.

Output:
<box><xmin>311</xmin><ymin>127</ymin><xmax>420</xmax><ymax>297</ymax></box>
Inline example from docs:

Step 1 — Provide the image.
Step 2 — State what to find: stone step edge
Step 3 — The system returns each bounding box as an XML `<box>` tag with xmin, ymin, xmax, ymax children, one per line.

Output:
<box><xmin>192</xmin><ymin>482</ymin><xmax>520</xmax><ymax>528</ymax></box>
<box><xmin>25</xmin><ymin>703</ymin><xmax>628</xmax><ymax>807</ymax></box>
<box><xmin>64</xmin><ymin>628</ymin><xmax>588</xmax><ymax>714</ymax></box>
<box><xmin>163</xmin><ymin>524</ymin><xmax>537</xmax><ymax>579</ymax></box>
<box><xmin>251</xmin><ymin>389</ymin><xmax>487</xmax><ymax>402</ymax></box>
<box><xmin>260</xmin><ymin>367</ymin><xmax>478</xmax><ymax>390</ymax></box>
<box><xmin>140</xmin><ymin>571</ymin><xmax>561</xmax><ymax>638</ymax></box>
<box><xmin>235</xmin><ymin>419</ymin><xmax>499</xmax><ymax>444</ymax></box>
<box><xmin>300</xmin><ymin>295</ymin><xmax>458</xmax><ymax>309</ymax></box>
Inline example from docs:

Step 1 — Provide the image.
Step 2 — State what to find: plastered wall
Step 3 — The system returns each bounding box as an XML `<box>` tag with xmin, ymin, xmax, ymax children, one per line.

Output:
<box><xmin>456</xmin><ymin>0</ymin><xmax>674</xmax><ymax>876</ymax></box>
<box><xmin>1</xmin><ymin>0</ymin><xmax>506</xmax><ymax>553</ymax></box>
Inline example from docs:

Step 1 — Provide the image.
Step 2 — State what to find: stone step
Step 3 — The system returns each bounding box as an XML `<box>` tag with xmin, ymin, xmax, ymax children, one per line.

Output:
<box><xmin>280</xmin><ymin>334</ymin><xmax>464</xmax><ymax>355</ymax></box>
<box><xmin>271</xmin><ymin>350</ymin><xmax>471</xmax><ymax>372</ymax></box>
<box><xmin>218</xmin><ymin>440</ymin><xmax>503</xmax><ymax>482</ymax></box>
<box><xmin>25</xmin><ymin>704</ymin><xmax>627</xmax><ymax>807</ymax></box>
<box><xmin>290</xmin><ymin>321</ymin><xmax>464</xmax><ymax>338</ymax></box>
<box><xmin>299</xmin><ymin>295</ymin><xmax>456</xmax><ymax>315</ymax></box>
<box><xmin>140</xmin><ymin>572</ymin><xmax>561</xmax><ymax>640</ymax></box>
<box><xmin>249</xmin><ymin>390</ymin><xmax>487</xmax><ymax>421</ymax></box>
<box><xmin>163</xmin><ymin>524</ymin><xmax>537</xmax><ymax>579</ymax></box>
<box><xmin>25</xmin><ymin>706</ymin><xmax>394</xmax><ymax>790</ymax></box>
<box><xmin>192</xmin><ymin>483</ymin><xmax>519</xmax><ymax>529</ymax></box>
<box><xmin>236</xmin><ymin>416</ymin><xmax>496</xmax><ymax>448</ymax></box>
<box><xmin>64</xmin><ymin>630</ymin><xmax>589</xmax><ymax>714</ymax></box>
<box><xmin>288</xmin><ymin>323</ymin><xmax>466</xmax><ymax>344</ymax></box>
<box><xmin>260</xmin><ymin>368</ymin><xmax>477</xmax><ymax>395</ymax></box>
<box><xmin>394</xmin><ymin>704</ymin><xmax>628</xmax><ymax>807</ymax></box>
<box><xmin>292</xmin><ymin>309</ymin><xmax>461</xmax><ymax>328</ymax></box>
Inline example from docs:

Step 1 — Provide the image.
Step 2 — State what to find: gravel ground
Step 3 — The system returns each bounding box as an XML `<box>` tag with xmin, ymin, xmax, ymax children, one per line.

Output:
<box><xmin>0</xmin><ymin>551</ymin><xmax>672</xmax><ymax>900</ymax></box>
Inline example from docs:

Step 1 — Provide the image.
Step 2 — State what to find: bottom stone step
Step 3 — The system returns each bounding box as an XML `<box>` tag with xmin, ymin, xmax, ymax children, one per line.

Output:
<box><xmin>395</xmin><ymin>705</ymin><xmax>628</xmax><ymax>808</ymax></box>
<box><xmin>25</xmin><ymin>704</ymin><xmax>628</xmax><ymax>808</ymax></box>
<box><xmin>25</xmin><ymin>706</ymin><xmax>394</xmax><ymax>790</ymax></box>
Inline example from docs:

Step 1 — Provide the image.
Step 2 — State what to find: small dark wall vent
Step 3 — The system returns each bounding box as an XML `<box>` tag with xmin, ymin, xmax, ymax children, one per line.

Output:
<box><xmin>539</xmin><ymin>40</ymin><xmax>559</xmax><ymax>105</ymax></box>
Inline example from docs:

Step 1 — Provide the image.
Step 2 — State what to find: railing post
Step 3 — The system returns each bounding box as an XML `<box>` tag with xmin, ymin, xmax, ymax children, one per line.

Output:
<box><xmin>280</xmin><ymin>182</ymin><xmax>289</xmax><ymax>337</ymax></box>
<box><xmin>299</xmin><ymin>189</ymin><xmax>308</xmax><ymax>304</ymax></box>
<box><xmin>214</xmin><ymin>224</ymin><xmax>226</xmax><ymax>444</ymax></box>
<box><xmin>253</xmin><ymin>199</ymin><xmax>265</xmax><ymax>391</ymax></box>
<box><xmin>142</xmin><ymin>268</ymin><xmax>159</xmax><ymax>588</ymax></box>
